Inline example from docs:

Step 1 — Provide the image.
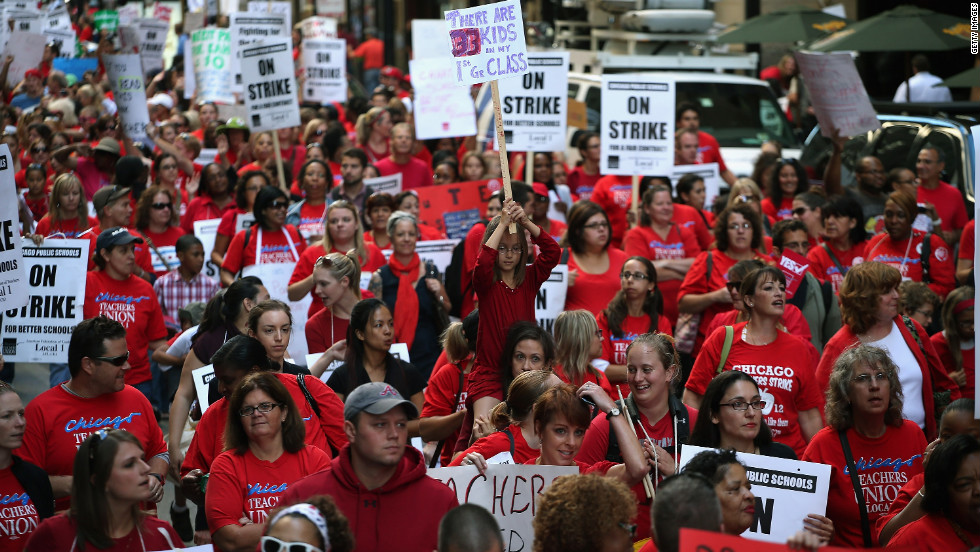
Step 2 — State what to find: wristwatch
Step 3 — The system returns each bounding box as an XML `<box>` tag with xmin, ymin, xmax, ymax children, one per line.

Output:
<box><xmin>606</xmin><ymin>408</ymin><xmax>621</xmax><ymax>420</ymax></box>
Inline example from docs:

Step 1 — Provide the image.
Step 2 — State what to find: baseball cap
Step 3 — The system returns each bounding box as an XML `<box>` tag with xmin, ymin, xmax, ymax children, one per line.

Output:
<box><xmin>96</xmin><ymin>227</ymin><xmax>143</xmax><ymax>253</ymax></box>
<box><xmin>93</xmin><ymin>137</ymin><xmax>122</xmax><ymax>156</ymax></box>
<box><xmin>92</xmin><ymin>185</ymin><xmax>131</xmax><ymax>214</ymax></box>
<box><xmin>24</xmin><ymin>68</ymin><xmax>42</xmax><ymax>80</ymax></box>
<box><xmin>380</xmin><ymin>65</ymin><xmax>403</xmax><ymax>80</ymax></box>
<box><xmin>343</xmin><ymin>382</ymin><xmax>419</xmax><ymax>421</ymax></box>
<box><xmin>532</xmin><ymin>182</ymin><xmax>550</xmax><ymax>199</ymax></box>
<box><xmin>148</xmin><ymin>93</ymin><xmax>174</xmax><ymax>110</ymax></box>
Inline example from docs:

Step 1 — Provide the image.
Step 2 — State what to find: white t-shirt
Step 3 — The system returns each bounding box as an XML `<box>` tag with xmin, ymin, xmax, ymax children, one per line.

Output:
<box><xmin>161</xmin><ymin>325</ymin><xmax>200</xmax><ymax>372</ymax></box>
<box><xmin>893</xmin><ymin>72</ymin><xmax>953</xmax><ymax>103</ymax></box>
<box><xmin>865</xmin><ymin>321</ymin><xmax>925</xmax><ymax>429</ymax></box>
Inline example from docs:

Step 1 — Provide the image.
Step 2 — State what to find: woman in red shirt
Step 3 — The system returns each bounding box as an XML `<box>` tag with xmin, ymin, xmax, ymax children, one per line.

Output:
<box><xmin>205</xmin><ymin>372</ymin><xmax>330</xmax><ymax>552</ymax></box>
<box><xmin>394</xmin><ymin>191</ymin><xmax>445</xmax><ymax>240</ymax></box>
<box><xmin>931</xmin><ymin>287</ymin><xmax>975</xmax><ymax>399</ymax></box>
<box><xmin>675</xmin><ymin>173</ymin><xmax>715</xmax><ymax>227</ymax></box>
<box><xmin>354</xmin><ymin>107</ymin><xmax>392</xmax><ymax>165</ymax></box>
<box><xmin>761</xmin><ymin>158</ymin><xmax>808</xmax><ymax>221</ymax></box>
<box><xmin>152</xmin><ymin>153</ymin><xmax>190</xmax><ymax>220</ymax></box>
<box><xmin>221</xmin><ymin>187</ymin><xmax>306</xmax><ymax>286</ymax></box>
<box><xmin>0</xmin><ymin>383</ymin><xmax>52</xmax><ymax>552</ymax></box>
<box><xmin>567</xmin><ymin>132</ymin><xmax>602</xmax><ymax>200</ymax></box>
<box><xmin>33</xmin><ymin>173</ymin><xmax>98</xmax><ymax>239</ymax></box>
<box><xmin>181</xmin><ymin>163</ymin><xmax>237</xmax><ymax>235</ymax></box>
<box><xmin>305</xmin><ymin>252</ymin><xmax>361</xmax><ymax>364</ymax></box>
<box><xmin>213</xmin><ymin>170</ymin><xmax>269</xmax><ymax>267</ymax></box>
<box><xmin>236</xmin><ymin>131</ymin><xmax>276</xmax><ymax>178</ymax></box>
<box><xmin>363</xmin><ymin>192</ymin><xmax>394</xmax><ymax>249</ymax></box>
<box><xmin>562</xmin><ymin>200</ymin><xmax>629</xmax><ymax>317</ymax></box>
<box><xmin>285</xmin><ymin>159</ymin><xmax>330</xmax><ymax>244</ymax></box>
<box><xmin>803</xmin><ymin>345</ymin><xmax>928</xmax><ymax>548</ymax></box>
<box><xmin>22</xmin><ymin>164</ymin><xmax>48</xmax><ymax>221</ymax></box>
<box><xmin>133</xmin><ymin>185</ymin><xmax>185</xmax><ymax>277</ymax></box>
<box><xmin>553</xmin><ymin>310</ymin><xmax>616</xmax><ymax>396</ymax></box>
<box><xmin>807</xmin><ymin>195</ymin><xmax>868</xmax><ymax>294</ymax></box>
<box><xmin>623</xmin><ymin>185</ymin><xmax>701</xmax><ymax>325</ymax></box>
<box><xmin>25</xmin><ymin>430</ymin><xmax>181</xmax><ymax>552</ymax></box>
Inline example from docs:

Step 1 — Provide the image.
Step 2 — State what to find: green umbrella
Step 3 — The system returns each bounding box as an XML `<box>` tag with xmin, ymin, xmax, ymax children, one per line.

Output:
<box><xmin>938</xmin><ymin>66</ymin><xmax>980</xmax><ymax>88</ymax></box>
<box><xmin>809</xmin><ymin>5</ymin><xmax>969</xmax><ymax>52</ymax></box>
<box><xmin>716</xmin><ymin>5</ymin><xmax>850</xmax><ymax>44</ymax></box>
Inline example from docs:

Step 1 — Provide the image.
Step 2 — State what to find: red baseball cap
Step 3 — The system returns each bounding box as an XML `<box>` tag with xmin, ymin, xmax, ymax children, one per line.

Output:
<box><xmin>532</xmin><ymin>182</ymin><xmax>550</xmax><ymax>198</ymax></box>
<box><xmin>380</xmin><ymin>65</ymin><xmax>403</xmax><ymax>80</ymax></box>
<box><xmin>24</xmin><ymin>68</ymin><xmax>43</xmax><ymax>80</ymax></box>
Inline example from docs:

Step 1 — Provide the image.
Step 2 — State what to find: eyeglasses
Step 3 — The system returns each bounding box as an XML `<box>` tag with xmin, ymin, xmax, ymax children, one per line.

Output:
<box><xmin>728</xmin><ymin>222</ymin><xmax>752</xmax><ymax>231</ymax></box>
<box><xmin>91</xmin><ymin>351</ymin><xmax>130</xmax><ymax>366</ymax></box>
<box><xmin>618</xmin><ymin>522</ymin><xmax>637</xmax><ymax>539</ymax></box>
<box><xmin>261</xmin><ymin>536</ymin><xmax>323</xmax><ymax>552</ymax></box>
<box><xmin>27</xmin><ymin>163</ymin><xmax>44</xmax><ymax>170</ymax></box>
<box><xmin>725</xmin><ymin>281</ymin><xmax>742</xmax><ymax>291</ymax></box>
<box><xmin>31</xmin><ymin>146</ymin><xmax>46</xmax><ymax>153</ymax></box>
<box><xmin>151</xmin><ymin>202</ymin><xmax>173</xmax><ymax>210</ymax></box>
<box><xmin>792</xmin><ymin>207</ymin><xmax>808</xmax><ymax>217</ymax></box>
<box><xmin>313</xmin><ymin>129</ymin><xmax>326</xmax><ymax>136</ymax></box>
<box><xmin>720</xmin><ymin>399</ymin><xmax>767</xmax><ymax>411</ymax></box>
<box><xmin>914</xmin><ymin>309</ymin><xmax>933</xmax><ymax>319</ymax></box>
<box><xmin>239</xmin><ymin>402</ymin><xmax>282</xmax><ymax>417</ymax></box>
<box><xmin>584</xmin><ymin>221</ymin><xmax>609</xmax><ymax>230</ymax></box>
<box><xmin>621</xmin><ymin>271</ymin><xmax>650</xmax><ymax>281</ymax></box>
<box><xmin>852</xmin><ymin>372</ymin><xmax>888</xmax><ymax>386</ymax></box>
<box><xmin>269</xmin><ymin>201</ymin><xmax>289</xmax><ymax>210</ymax></box>
<box><xmin>595</xmin><ymin>328</ymin><xmax>603</xmax><ymax>338</ymax></box>
<box><xmin>305</xmin><ymin>143</ymin><xmax>323</xmax><ymax>150</ymax></box>
<box><xmin>497</xmin><ymin>245</ymin><xmax>522</xmax><ymax>256</ymax></box>
<box><xmin>160</xmin><ymin>164</ymin><xmax>178</xmax><ymax>171</ymax></box>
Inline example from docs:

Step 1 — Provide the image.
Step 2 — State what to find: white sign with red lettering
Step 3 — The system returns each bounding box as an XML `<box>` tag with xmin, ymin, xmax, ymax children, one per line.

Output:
<box><xmin>410</xmin><ymin>57</ymin><xmax>477</xmax><ymax>140</ymax></box>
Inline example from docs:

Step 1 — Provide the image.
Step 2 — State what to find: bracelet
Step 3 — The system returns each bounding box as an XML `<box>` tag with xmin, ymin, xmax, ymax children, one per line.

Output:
<box><xmin>916</xmin><ymin>490</ymin><xmax>925</xmax><ymax>499</ymax></box>
<box><xmin>149</xmin><ymin>472</ymin><xmax>164</xmax><ymax>484</ymax></box>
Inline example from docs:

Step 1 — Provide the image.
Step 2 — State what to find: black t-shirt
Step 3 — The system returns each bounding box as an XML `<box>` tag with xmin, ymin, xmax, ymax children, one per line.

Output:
<box><xmin>327</xmin><ymin>356</ymin><xmax>425</xmax><ymax>399</ymax></box>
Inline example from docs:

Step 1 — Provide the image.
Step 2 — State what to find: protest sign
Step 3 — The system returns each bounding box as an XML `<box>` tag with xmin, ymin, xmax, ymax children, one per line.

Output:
<box><xmin>43</xmin><ymin>2</ymin><xmax>72</xmax><ymax>30</ymax></box>
<box><xmin>0</xmin><ymin>145</ymin><xmax>26</xmax><ymax>312</ymax></box>
<box><xmin>117</xmin><ymin>4</ymin><xmax>141</xmax><ymax>26</ymax></box>
<box><xmin>412</xmin><ymin>20</ymin><xmax>452</xmax><ymax>59</ymax></box>
<box><xmin>7</xmin><ymin>10</ymin><xmax>41</xmax><ymax>35</ymax></box>
<box><xmin>416</xmin><ymin>179</ymin><xmax>502</xmax><ymax>239</ymax></box>
<box><xmin>193</xmin><ymin>219</ymin><xmax>221</xmax><ymax>281</ymax></box>
<box><xmin>427</xmin><ymin>464</ymin><xmax>577</xmax><ymax>552</ymax></box>
<box><xmin>494</xmin><ymin>52</ymin><xmax>568</xmax><ymax>152</ymax></box>
<box><xmin>795</xmin><ymin>51</ymin><xmax>880</xmax><ymax>138</ymax></box>
<box><xmin>235</xmin><ymin>213</ymin><xmax>256</xmax><ymax>234</ymax></box>
<box><xmin>94</xmin><ymin>9</ymin><xmax>119</xmax><ymax>34</ymax></box>
<box><xmin>300</xmin><ymin>16</ymin><xmax>337</xmax><ymax>40</ymax></box>
<box><xmin>240</xmin><ymin>38</ymin><xmax>301</xmax><ymax>132</ymax></box>
<box><xmin>42</xmin><ymin>27</ymin><xmax>76</xmax><ymax>59</ymax></box>
<box><xmin>535</xmin><ymin>265</ymin><xmax>568</xmax><ymax>334</ymax></box>
<box><xmin>192</xmin><ymin>364</ymin><xmax>215</xmax><ymax>414</ymax></box>
<box><xmin>301</xmin><ymin>38</ymin><xmax>347</xmax><ymax>104</ymax></box>
<box><xmin>191</xmin><ymin>27</ymin><xmax>233</xmax><ymax>104</ymax></box>
<box><xmin>410</xmin><ymin>57</ymin><xmax>478</xmax><ymax>140</ymax></box>
<box><xmin>247</xmin><ymin>1</ymin><xmax>292</xmax><ymax>32</ymax></box>
<box><xmin>230</xmin><ymin>12</ymin><xmax>287</xmax><ymax>93</ymax></box>
<box><xmin>670</xmin><ymin>162</ymin><xmax>721</xmax><ymax>209</ymax></box>
<box><xmin>242</xmin><ymin>262</ymin><xmax>313</xmax><ymax>365</ymax></box>
<box><xmin>364</xmin><ymin>173</ymin><xmax>402</xmax><ymax>197</ymax></box>
<box><xmin>138</xmin><ymin>18</ymin><xmax>169</xmax><ymax>72</ymax></box>
<box><xmin>443</xmin><ymin>0</ymin><xmax>528</xmax><ymax>87</ymax></box>
<box><xmin>677</xmin><ymin>528</ymin><xmax>893</xmax><ymax>552</ymax></box>
<box><xmin>678</xmin><ymin>445</ymin><xmax>831</xmax><ymax>543</ymax></box>
<box><xmin>2</xmin><ymin>239</ymin><xmax>88</xmax><ymax>362</ymax></box>
<box><xmin>315</xmin><ymin>0</ymin><xmax>344</xmax><ymax>20</ymax></box>
<box><xmin>152</xmin><ymin>2</ymin><xmax>172</xmax><ymax>23</ymax></box>
<box><xmin>2</xmin><ymin>31</ymin><xmax>47</xmax><ymax>87</ymax></box>
<box><xmin>104</xmin><ymin>54</ymin><xmax>151</xmax><ymax>144</ymax></box>
<box><xmin>600</xmin><ymin>74</ymin><xmax>676</xmax><ymax>176</ymax></box>
<box><xmin>777</xmin><ymin>248</ymin><xmax>809</xmax><ymax>299</ymax></box>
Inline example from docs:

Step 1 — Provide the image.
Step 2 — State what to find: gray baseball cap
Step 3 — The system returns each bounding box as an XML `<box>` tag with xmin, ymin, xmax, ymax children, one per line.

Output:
<box><xmin>343</xmin><ymin>382</ymin><xmax>419</xmax><ymax>421</ymax></box>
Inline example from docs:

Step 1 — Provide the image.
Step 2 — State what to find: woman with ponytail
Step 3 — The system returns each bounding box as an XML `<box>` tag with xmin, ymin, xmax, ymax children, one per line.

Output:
<box><xmin>305</xmin><ymin>252</ymin><xmax>362</xmax><ymax>376</ymax></box>
<box><xmin>930</xmin><ymin>287</ymin><xmax>975</xmax><ymax>399</ymax></box>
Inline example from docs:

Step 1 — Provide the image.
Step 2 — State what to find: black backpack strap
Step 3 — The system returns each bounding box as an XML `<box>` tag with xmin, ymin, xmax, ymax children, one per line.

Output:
<box><xmin>429</xmin><ymin>363</ymin><xmax>467</xmax><ymax>469</ymax></box>
<box><xmin>503</xmin><ymin>427</ymin><xmax>516</xmax><ymax>456</ymax></box>
<box><xmin>920</xmin><ymin>232</ymin><xmax>932</xmax><ymax>284</ymax></box>
<box><xmin>297</xmin><ymin>374</ymin><xmax>321</xmax><ymax>418</ymax></box>
<box><xmin>821</xmin><ymin>243</ymin><xmax>848</xmax><ymax>279</ymax></box>
<box><xmin>839</xmin><ymin>430</ymin><xmax>873</xmax><ymax>547</ymax></box>
<box><xmin>559</xmin><ymin>247</ymin><xmax>570</xmax><ymax>264</ymax></box>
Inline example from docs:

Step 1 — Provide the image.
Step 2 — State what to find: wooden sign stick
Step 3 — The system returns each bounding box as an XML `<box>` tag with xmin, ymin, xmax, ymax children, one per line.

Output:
<box><xmin>490</xmin><ymin>79</ymin><xmax>516</xmax><ymax>233</ymax></box>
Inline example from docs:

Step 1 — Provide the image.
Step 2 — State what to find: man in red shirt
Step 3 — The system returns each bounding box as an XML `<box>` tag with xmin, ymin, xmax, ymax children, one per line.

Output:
<box><xmin>675</xmin><ymin>103</ymin><xmax>736</xmax><ymax>186</ymax></box>
<box><xmin>375</xmin><ymin>123</ymin><xmax>433</xmax><ymax>190</ymax></box>
<box><xmin>20</xmin><ymin>316</ymin><xmax>169</xmax><ymax>511</ymax></box>
<box><xmin>281</xmin><ymin>382</ymin><xmax>458</xmax><ymax>552</ymax></box>
<box><xmin>916</xmin><ymin>145</ymin><xmax>967</xmax><ymax>247</ymax></box>
<box><xmin>349</xmin><ymin>28</ymin><xmax>384</xmax><ymax>93</ymax></box>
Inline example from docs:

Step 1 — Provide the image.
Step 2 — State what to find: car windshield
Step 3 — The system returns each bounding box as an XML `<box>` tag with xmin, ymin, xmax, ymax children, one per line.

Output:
<box><xmin>576</xmin><ymin>80</ymin><xmax>799</xmax><ymax>149</ymax></box>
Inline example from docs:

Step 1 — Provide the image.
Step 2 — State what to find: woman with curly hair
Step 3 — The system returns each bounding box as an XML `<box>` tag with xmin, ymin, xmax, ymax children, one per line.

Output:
<box><xmin>263</xmin><ymin>495</ymin><xmax>355</xmax><ymax>552</ymax></box>
<box><xmin>761</xmin><ymin>158</ymin><xmax>808</xmax><ymax>221</ymax></box>
<box><xmin>898</xmin><ymin>280</ymin><xmax>940</xmax><ymax>329</ymax></box>
<box><xmin>803</xmin><ymin>345</ymin><xmax>928</xmax><ymax>547</ymax></box>
<box><xmin>930</xmin><ymin>287</ymin><xmax>975</xmax><ymax>399</ymax></box>
<box><xmin>816</xmin><ymin>262</ymin><xmax>959</xmax><ymax>440</ymax></box>
<box><xmin>533</xmin><ymin>474</ymin><xmax>637</xmax><ymax>552</ymax></box>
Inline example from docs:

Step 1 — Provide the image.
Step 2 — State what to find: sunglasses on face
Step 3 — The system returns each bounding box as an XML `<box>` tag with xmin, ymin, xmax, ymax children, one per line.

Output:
<box><xmin>725</xmin><ymin>281</ymin><xmax>742</xmax><ymax>291</ymax></box>
<box><xmin>91</xmin><ymin>351</ymin><xmax>130</xmax><ymax>366</ymax></box>
<box><xmin>792</xmin><ymin>207</ymin><xmax>808</xmax><ymax>217</ymax></box>
<box><xmin>269</xmin><ymin>201</ymin><xmax>289</xmax><ymax>209</ymax></box>
<box><xmin>32</xmin><ymin>146</ymin><xmax>46</xmax><ymax>153</ymax></box>
<box><xmin>260</xmin><ymin>536</ymin><xmax>322</xmax><ymax>552</ymax></box>
<box><xmin>151</xmin><ymin>202</ymin><xmax>173</xmax><ymax>210</ymax></box>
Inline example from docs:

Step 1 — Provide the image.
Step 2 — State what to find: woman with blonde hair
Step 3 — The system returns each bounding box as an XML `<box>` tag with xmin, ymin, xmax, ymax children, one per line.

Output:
<box><xmin>354</xmin><ymin>107</ymin><xmax>392</xmax><ymax>164</ymax></box>
<box><xmin>306</xmin><ymin>251</ymin><xmax>361</xmax><ymax>368</ymax></box>
<box><xmin>33</xmin><ymin>173</ymin><xmax>97</xmax><ymax>240</ymax></box>
<box><xmin>817</xmin><ymin>261</ymin><xmax>959</xmax><ymax>441</ymax></box>
<box><xmin>553</xmin><ymin>310</ymin><xmax>616</xmax><ymax>395</ymax></box>
<box><xmin>288</xmin><ymin>200</ymin><xmax>386</xmax><ymax>319</ymax></box>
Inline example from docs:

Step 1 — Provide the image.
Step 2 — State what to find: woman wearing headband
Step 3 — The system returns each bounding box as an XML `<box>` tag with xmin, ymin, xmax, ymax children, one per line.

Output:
<box><xmin>262</xmin><ymin>496</ymin><xmax>354</xmax><ymax>552</ymax></box>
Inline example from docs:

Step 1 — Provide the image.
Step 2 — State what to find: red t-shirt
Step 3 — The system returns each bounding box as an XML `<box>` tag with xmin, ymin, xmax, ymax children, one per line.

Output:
<box><xmin>83</xmin><ymin>271</ymin><xmax>168</xmax><ymax>385</ymax></box>
<box><xmin>352</xmin><ymin>38</ymin><xmax>384</xmax><ymax>70</ymax></box>
<box><xmin>801</xmin><ymin>422</ymin><xmax>927</xmax><ymax>547</ymax></box>
<box><xmin>182</xmin><ymin>398</ymin><xmax>228</xmax><ymax>476</ymax></box>
<box><xmin>449</xmin><ymin>424</ymin><xmax>537</xmax><ymax>466</ymax></box>
<box><xmin>295</xmin><ymin>201</ymin><xmax>327</xmax><ymax>241</ymax></box>
<box><xmin>622</xmin><ymin>223</ymin><xmax>701</xmax><ymax>326</ymax></box>
<box><xmin>222</xmin><ymin>225</ymin><xmax>306</xmax><ymax>275</ymax></box>
<box><xmin>864</xmin><ymin>230</ymin><xmax>955</xmax><ymax>298</ymax></box>
<box><xmin>305</xmin><ymin>308</ymin><xmax>350</xmax><ymax>355</ymax></box>
<box><xmin>181</xmin><ymin>195</ymin><xmax>238</xmax><ymax>235</ymax></box>
<box><xmin>565</xmin><ymin>247</ymin><xmax>629</xmax><ymax>318</ymax></box>
<box><xmin>418</xmin><ymin>223</ymin><xmax>445</xmax><ymax>241</ymax></box>
<box><xmin>469</xmin><ymin>233</ymin><xmax>561</xmax><ymax>401</ymax></box>
<box><xmin>876</xmin><ymin>472</ymin><xmax>923</xmax><ymax>536</ymax></box>
<box><xmin>760</xmin><ymin>196</ymin><xmax>794</xmax><ymax>221</ymax></box>
<box><xmin>289</xmin><ymin>243</ymin><xmax>386</xmax><ymax>319</ymax></box>
<box><xmin>374</xmin><ymin>157</ymin><xmax>433</xmax><ymax>190</ymax></box>
<box><xmin>590</xmin><ymin>175</ymin><xmax>632</xmax><ymax>248</ymax></box>
<box><xmin>421</xmin><ymin>361</ymin><xmax>471</xmax><ymax>467</ymax></box>
<box><xmin>206</xmin><ymin>446</ymin><xmax>331</xmax><ymax>530</ymax></box>
<box><xmin>217</xmin><ymin>208</ymin><xmax>250</xmax><ymax>238</ymax></box>
<box><xmin>931</xmin><ymin>331</ymin><xmax>975</xmax><ymax>399</ymax></box>
<box><xmin>552</xmin><ymin>364</ymin><xmax>616</xmax><ymax>397</ymax></box>
<box><xmin>806</xmin><ymin>241</ymin><xmax>867</xmax><ymax>294</ymax></box>
<box><xmin>704</xmin><ymin>304</ymin><xmax>812</xmax><ymax>347</ymax></box>
<box><xmin>917</xmin><ymin>181</ymin><xmax>968</xmax><ymax>234</ymax></box>
<box><xmin>137</xmin><ymin>225</ymin><xmax>185</xmax><ymax>276</ymax></box>
<box><xmin>542</xmin><ymin>219</ymin><xmax>566</xmax><ymax>241</ymax></box>
<box><xmin>26</xmin><ymin>515</ymin><xmax>180</xmax><ymax>551</ymax></box>
<box><xmin>566</xmin><ymin>166</ymin><xmax>601</xmax><ymax>200</ymax></box>
<box><xmin>34</xmin><ymin>215</ymin><xmax>98</xmax><ymax>239</ymax></box>
<box><xmin>597</xmin><ymin>311</ymin><xmax>672</xmax><ymax>398</ymax></box>
<box><xmin>20</xmin><ymin>385</ymin><xmax>166</xmax><ymax>511</ymax></box>
<box><xmin>0</xmin><ymin>467</ymin><xmax>39</xmax><ymax>552</ymax></box>
<box><xmin>672</xmin><ymin>203</ymin><xmax>714</xmax><ymax>252</ymax></box>
<box><xmin>889</xmin><ymin>512</ymin><xmax>980</xmax><ymax>551</ymax></box>
<box><xmin>958</xmin><ymin>219</ymin><xmax>974</xmax><ymax>261</ymax></box>
<box><xmin>686</xmin><ymin>322</ymin><xmax>822</xmax><ymax>457</ymax></box>
<box><xmin>696</xmin><ymin>131</ymin><xmax>728</xmax><ymax>173</ymax></box>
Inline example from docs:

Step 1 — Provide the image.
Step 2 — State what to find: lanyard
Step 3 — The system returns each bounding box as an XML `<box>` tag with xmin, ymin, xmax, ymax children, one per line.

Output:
<box><xmin>255</xmin><ymin>227</ymin><xmax>299</xmax><ymax>265</ymax></box>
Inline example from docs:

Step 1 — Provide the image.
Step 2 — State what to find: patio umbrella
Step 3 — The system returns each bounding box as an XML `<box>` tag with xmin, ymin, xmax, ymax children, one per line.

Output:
<box><xmin>716</xmin><ymin>5</ymin><xmax>850</xmax><ymax>44</ymax></box>
<box><xmin>809</xmin><ymin>5</ymin><xmax>969</xmax><ymax>52</ymax></box>
<box><xmin>937</xmin><ymin>66</ymin><xmax>980</xmax><ymax>88</ymax></box>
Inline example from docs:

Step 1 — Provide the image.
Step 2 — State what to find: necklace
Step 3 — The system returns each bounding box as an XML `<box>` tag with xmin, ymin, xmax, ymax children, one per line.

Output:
<box><xmin>741</xmin><ymin>325</ymin><xmax>775</xmax><ymax>346</ymax></box>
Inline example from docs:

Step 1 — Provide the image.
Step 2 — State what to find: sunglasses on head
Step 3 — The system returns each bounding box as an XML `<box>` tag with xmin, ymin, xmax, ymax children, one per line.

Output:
<box><xmin>91</xmin><ymin>351</ymin><xmax>130</xmax><ymax>366</ymax></box>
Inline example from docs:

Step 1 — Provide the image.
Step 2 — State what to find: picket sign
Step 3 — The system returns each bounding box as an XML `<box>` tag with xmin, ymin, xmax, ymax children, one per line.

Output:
<box><xmin>192</xmin><ymin>219</ymin><xmax>222</xmax><ymax>281</ymax></box>
<box><xmin>0</xmin><ymin>144</ymin><xmax>26</xmax><ymax>311</ymax></box>
<box><xmin>191</xmin><ymin>364</ymin><xmax>215</xmax><ymax>414</ymax></box>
